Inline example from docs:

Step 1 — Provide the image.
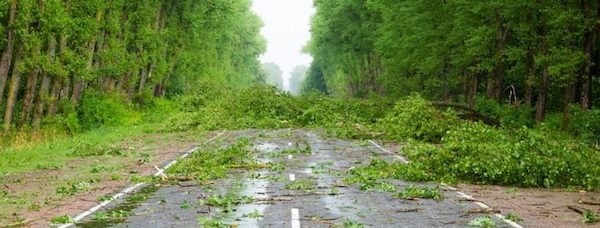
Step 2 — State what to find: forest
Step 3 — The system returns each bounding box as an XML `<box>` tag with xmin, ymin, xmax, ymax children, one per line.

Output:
<box><xmin>304</xmin><ymin>0</ymin><xmax>600</xmax><ymax>128</ymax></box>
<box><xmin>0</xmin><ymin>0</ymin><xmax>265</xmax><ymax>139</ymax></box>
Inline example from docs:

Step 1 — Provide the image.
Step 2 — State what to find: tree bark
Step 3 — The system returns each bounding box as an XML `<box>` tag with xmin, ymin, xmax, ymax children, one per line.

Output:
<box><xmin>580</xmin><ymin>0</ymin><xmax>598</xmax><ymax>111</ymax></box>
<box><xmin>3</xmin><ymin>45</ymin><xmax>23</xmax><ymax>132</ymax></box>
<box><xmin>18</xmin><ymin>68</ymin><xmax>39</xmax><ymax>129</ymax></box>
<box><xmin>493</xmin><ymin>19</ymin><xmax>509</xmax><ymax>101</ymax></box>
<box><xmin>525</xmin><ymin>46</ymin><xmax>536</xmax><ymax>107</ymax></box>
<box><xmin>535</xmin><ymin>40</ymin><xmax>550</xmax><ymax>123</ymax></box>
<box><xmin>468</xmin><ymin>73</ymin><xmax>479</xmax><ymax>107</ymax></box>
<box><xmin>47</xmin><ymin>77</ymin><xmax>62</xmax><ymax>116</ymax></box>
<box><xmin>0</xmin><ymin>0</ymin><xmax>18</xmax><ymax>104</ymax></box>
<box><xmin>71</xmin><ymin>8</ymin><xmax>103</xmax><ymax>103</ymax></box>
<box><xmin>561</xmin><ymin>84</ymin><xmax>575</xmax><ymax>130</ymax></box>
<box><xmin>32</xmin><ymin>36</ymin><xmax>57</xmax><ymax>130</ymax></box>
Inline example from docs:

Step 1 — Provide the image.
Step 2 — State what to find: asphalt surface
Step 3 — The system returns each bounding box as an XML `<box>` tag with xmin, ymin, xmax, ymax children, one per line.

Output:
<box><xmin>75</xmin><ymin>129</ymin><xmax>513</xmax><ymax>227</ymax></box>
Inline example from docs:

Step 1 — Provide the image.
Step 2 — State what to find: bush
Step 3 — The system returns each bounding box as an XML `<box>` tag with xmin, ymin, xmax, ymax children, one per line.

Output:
<box><xmin>404</xmin><ymin>122</ymin><xmax>600</xmax><ymax>190</ymax></box>
<box><xmin>79</xmin><ymin>91</ymin><xmax>141</xmax><ymax>129</ymax></box>
<box><xmin>569</xmin><ymin>107</ymin><xmax>600</xmax><ymax>145</ymax></box>
<box><xmin>379</xmin><ymin>94</ymin><xmax>459</xmax><ymax>143</ymax></box>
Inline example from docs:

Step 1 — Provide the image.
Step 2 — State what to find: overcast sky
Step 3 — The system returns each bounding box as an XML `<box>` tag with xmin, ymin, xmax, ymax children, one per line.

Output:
<box><xmin>252</xmin><ymin>0</ymin><xmax>314</xmax><ymax>90</ymax></box>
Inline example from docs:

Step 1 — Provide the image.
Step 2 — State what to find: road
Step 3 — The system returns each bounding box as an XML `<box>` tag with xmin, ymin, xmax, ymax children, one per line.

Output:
<box><xmin>74</xmin><ymin>129</ymin><xmax>515</xmax><ymax>227</ymax></box>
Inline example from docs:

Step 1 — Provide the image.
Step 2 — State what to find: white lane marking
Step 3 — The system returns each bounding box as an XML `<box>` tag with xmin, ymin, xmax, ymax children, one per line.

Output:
<box><xmin>456</xmin><ymin>191</ymin><xmax>474</xmax><ymax>200</ymax></box>
<box><xmin>289</xmin><ymin>173</ymin><xmax>296</xmax><ymax>181</ymax></box>
<box><xmin>368</xmin><ymin>140</ymin><xmax>409</xmax><ymax>164</ymax></box>
<box><xmin>288</xmin><ymin>154</ymin><xmax>293</xmax><ymax>160</ymax></box>
<box><xmin>368</xmin><ymin>139</ymin><xmax>522</xmax><ymax>228</ymax></box>
<box><xmin>58</xmin><ymin>132</ymin><xmax>225</xmax><ymax>227</ymax></box>
<box><xmin>291</xmin><ymin>208</ymin><xmax>300</xmax><ymax>228</ymax></box>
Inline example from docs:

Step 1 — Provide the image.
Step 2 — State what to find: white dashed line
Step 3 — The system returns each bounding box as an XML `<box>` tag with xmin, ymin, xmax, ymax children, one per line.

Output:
<box><xmin>288</xmin><ymin>154</ymin><xmax>293</xmax><ymax>160</ymax></box>
<box><xmin>368</xmin><ymin>140</ymin><xmax>522</xmax><ymax>228</ymax></box>
<box><xmin>291</xmin><ymin>208</ymin><xmax>301</xmax><ymax>228</ymax></box>
<box><xmin>289</xmin><ymin>173</ymin><xmax>296</xmax><ymax>181</ymax></box>
<box><xmin>57</xmin><ymin>132</ymin><xmax>225</xmax><ymax>228</ymax></box>
<box><xmin>368</xmin><ymin>140</ymin><xmax>409</xmax><ymax>164</ymax></box>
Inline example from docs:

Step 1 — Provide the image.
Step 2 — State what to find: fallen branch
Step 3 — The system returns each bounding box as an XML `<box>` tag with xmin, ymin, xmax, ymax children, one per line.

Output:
<box><xmin>568</xmin><ymin>205</ymin><xmax>587</xmax><ymax>215</ymax></box>
<box><xmin>397</xmin><ymin>208</ymin><xmax>422</xmax><ymax>213</ymax></box>
<box><xmin>468</xmin><ymin>208</ymin><xmax>501</xmax><ymax>214</ymax></box>
<box><xmin>579</xmin><ymin>200</ymin><xmax>600</xmax><ymax>206</ymax></box>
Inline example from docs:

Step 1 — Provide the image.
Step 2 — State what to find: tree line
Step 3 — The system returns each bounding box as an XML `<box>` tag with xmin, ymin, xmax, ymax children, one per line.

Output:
<box><xmin>0</xmin><ymin>0</ymin><xmax>265</xmax><ymax>133</ymax></box>
<box><xmin>304</xmin><ymin>0</ymin><xmax>600</xmax><ymax>125</ymax></box>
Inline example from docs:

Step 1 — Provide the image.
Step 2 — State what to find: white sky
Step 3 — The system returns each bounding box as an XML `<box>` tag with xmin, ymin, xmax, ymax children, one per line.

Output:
<box><xmin>252</xmin><ymin>0</ymin><xmax>314</xmax><ymax>91</ymax></box>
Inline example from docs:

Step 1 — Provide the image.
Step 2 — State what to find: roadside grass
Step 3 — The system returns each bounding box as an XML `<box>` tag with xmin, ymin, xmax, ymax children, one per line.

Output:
<box><xmin>468</xmin><ymin>217</ymin><xmax>496</xmax><ymax>227</ymax></box>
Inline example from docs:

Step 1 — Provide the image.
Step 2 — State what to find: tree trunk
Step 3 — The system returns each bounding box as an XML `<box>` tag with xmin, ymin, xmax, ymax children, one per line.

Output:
<box><xmin>525</xmin><ymin>46</ymin><xmax>536</xmax><ymax>107</ymax></box>
<box><xmin>0</xmin><ymin>0</ymin><xmax>18</xmax><ymax>104</ymax></box>
<box><xmin>535</xmin><ymin>40</ymin><xmax>550</xmax><ymax>123</ymax></box>
<box><xmin>32</xmin><ymin>36</ymin><xmax>57</xmax><ymax>130</ymax></box>
<box><xmin>469</xmin><ymin>73</ymin><xmax>479</xmax><ymax>107</ymax></box>
<box><xmin>561</xmin><ymin>84</ymin><xmax>575</xmax><ymax>130</ymax></box>
<box><xmin>138</xmin><ymin>64</ymin><xmax>148</xmax><ymax>93</ymax></box>
<box><xmin>493</xmin><ymin>21</ymin><xmax>509</xmax><ymax>101</ymax></box>
<box><xmin>71</xmin><ymin>9</ymin><xmax>103</xmax><ymax>103</ymax></box>
<box><xmin>47</xmin><ymin>77</ymin><xmax>61</xmax><ymax>116</ymax></box>
<box><xmin>3</xmin><ymin>46</ymin><xmax>23</xmax><ymax>132</ymax></box>
<box><xmin>18</xmin><ymin>68</ymin><xmax>39</xmax><ymax>128</ymax></box>
<box><xmin>580</xmin><ymin>0</ymin><xmax>598</xmax><ymax>111</ymax></box>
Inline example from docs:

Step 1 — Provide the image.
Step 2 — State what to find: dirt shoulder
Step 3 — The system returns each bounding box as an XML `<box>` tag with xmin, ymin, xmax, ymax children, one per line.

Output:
<box><xmin>458</xmin><ymin>184</ymin><xmax>600</xmax><ymax>227</ymax></box>
<box><xmin>0</xmin><ymin>130</ymin><xmax>216</xmax><ymax>227</ymax></box>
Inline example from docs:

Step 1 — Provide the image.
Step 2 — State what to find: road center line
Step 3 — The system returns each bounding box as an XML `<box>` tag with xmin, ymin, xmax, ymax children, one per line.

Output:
<box><xmin>368</xmin><ymin>140</ymin><xmax>522</xmax><ymax>228</ymax></box>
<box><xmin>289</xmin><ymin>173</ymin><xmax>296</xmax><ymax>181</ymax></box>
<box><xmin>57</xmin><ymin>132</ymin><xmax>225</xmax><ymax>228</ymax></box>
<box><xmin>291</xmin><ymin>208</ymin><xmax>301</xmax><ymax>228</ymax></box>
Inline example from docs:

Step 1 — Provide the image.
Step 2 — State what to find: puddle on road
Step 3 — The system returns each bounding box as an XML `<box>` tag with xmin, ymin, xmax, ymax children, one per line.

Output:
<box><xmin>229</xmin><ymin>172</ymin><xmax>271</xmax><ymax>227</ymax></box>
<box><xmin>254</xmin><ymin>143</ymin><xmax>279</xmax><ymax>153</ymax></box>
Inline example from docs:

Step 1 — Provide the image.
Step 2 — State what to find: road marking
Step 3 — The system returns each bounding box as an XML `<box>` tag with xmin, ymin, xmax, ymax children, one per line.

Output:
<box><xmin>289</xmin><ymin>173</ymin><xmax>296</xmax><ymax>181</ymax></box>
<box><xmin>57</xmin><ymin>132</ymin><xmax>225</xmax><ymax>228</ymax></box>
<box><xmin>291</xmin><ymin>208</ymin><xmax>300</xmax><ymax>228</ymax></box>
<box><xmin>288</xmin><ymin>154</ymin><xmax>293</xmax><ymax>160</ymax></box>
<box><xmin>368</xmin><ymin>140</ymin><xmax>409</xmax><ymax>164</ymax></box>
<box><xmin>369</xmin><ymin>140</ymin><xmax>522</xmax><ymax>228</ymax></box>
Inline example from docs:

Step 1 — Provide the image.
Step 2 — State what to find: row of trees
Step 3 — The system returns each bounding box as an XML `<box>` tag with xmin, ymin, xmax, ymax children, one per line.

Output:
<box><xmin>0</xmin><ymin>0</ymin><xmax>265</xmax><ymax>133</ymax></box>
<box><xmin>305</xmin><ymin>0</ymin><xmax>599</xmax><ymax>124</ymax></box>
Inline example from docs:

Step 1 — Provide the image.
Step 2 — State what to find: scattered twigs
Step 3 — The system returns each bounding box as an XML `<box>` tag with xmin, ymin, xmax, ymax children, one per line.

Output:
<box><xmin>568</xmin><ymin>205</ymin><xmax>588</xmax><ymax>215</ymax></box>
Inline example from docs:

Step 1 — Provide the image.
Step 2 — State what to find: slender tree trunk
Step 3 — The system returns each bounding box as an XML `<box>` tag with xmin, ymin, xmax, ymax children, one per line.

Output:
<box><xmin>117</xmin><ymin>72</ymin><xmax>131</xmax><ymax>93</ymax></box>
<box><xmin>561</xmin><ymin>84</ymin><xmax>575</xmax><ymax>130</ymax></box>
<box><xmin>18</xmin><ymin>68</ymin><xmax>39</xmax><ymax>128</ymax></box>
<box><xmin>47</xmin><ymin>78</ymin><xmax>61</xmax><ymax>116</ymax></box>
<box><xmin>71</xmin><ymin>9</ymin><xmax>103</xmax><ymax>103</ymax></box>
<box><xmin>580</xmin><ymin>0</ymin><xmax>598</xmax><ymax>111</ymax></box>
<box><xmin>60</xmin><ymin>77</ymin><xmax>71</xmax><ymax>101</ymax></box>
<box><xmin>469</xmin><ymin>73</ymin><xmax>479</xmax><ymax>107</ymax></box>
<box><xmin>525</xmin><ymin>47</ymin><xmax>536</xmax><ymax>107</ymax></box>
<box><xmin>535</xmin><ymin>40</ymin><xmax>550</xmax><ymax>123</ymax></box>
<box><xmin>0</xmin><ymin>0</ymin><xmax>18</xmax><ymax>104</ymax></box>
<box><xmin>493</xmin><ymin>22</ymin><xmax>509</xmax><ymax>101</ymax></box>
<box><xmin>32</xmin><ymin>37</ymin><xmax>57</xmax><ymax>130</ymax></box>
<box><xmin>3</xmin><ymin>46</ymin><xmax>23</xmax><ymax>132</ymax></box>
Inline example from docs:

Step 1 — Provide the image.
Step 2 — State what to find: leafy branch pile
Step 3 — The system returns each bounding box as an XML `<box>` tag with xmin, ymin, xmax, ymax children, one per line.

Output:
<box><xmin>169</xmin><ymin>88</ymin><xmax>600</xmax><ymax>190</ymax></box>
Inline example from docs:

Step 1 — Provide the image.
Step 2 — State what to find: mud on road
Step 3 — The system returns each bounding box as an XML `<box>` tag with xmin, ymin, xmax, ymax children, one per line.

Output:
<box><xmin>73</xmin><ymin>129</ymin><xmax>530</xmax><ymax>227</ymax></box>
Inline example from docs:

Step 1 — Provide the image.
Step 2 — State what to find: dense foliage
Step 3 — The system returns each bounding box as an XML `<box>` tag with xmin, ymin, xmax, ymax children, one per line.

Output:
<box><xmin>0</xmin><ymin>0</ymin><xmax>265</xmax><ymax>135</ymax></box>
<box><xmin>305</xmin><ymin>0</ymin><xmax>599</xmax><ymax>126</ymax></box>
<box><xmin>165</xmin><ymin>88</ymin><xmax>600</xmax><ymax>190</ymax></box>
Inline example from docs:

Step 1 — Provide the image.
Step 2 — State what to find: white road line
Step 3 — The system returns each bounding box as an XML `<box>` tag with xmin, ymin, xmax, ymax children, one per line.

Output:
<box><xmin>291</xmin><ymin>208</ymin><xmax>301</xmax><ymax>228</ymax></box>
<box><xmin>57</xmin><ymin>132</ymin><xmax>225</xmax><ymax>227</ymax></box>
<box><xmin>368</xmin><ymin>140</ymin><xmax>522</xmax><ymax>228</ymax></box>
<box><xmin>288</xmin><ymin>154</ymin><xmax>293</xmax><ymax>160</ymax></box>
<box><xmin>289</xmin><ymin>173</ymin><xmax>296</xmax><ymax>181</ymax></box>
<box><xmin>368</xmin><ymin>140</ymin><xmax>409</xmax><ymax>164</ymax></box>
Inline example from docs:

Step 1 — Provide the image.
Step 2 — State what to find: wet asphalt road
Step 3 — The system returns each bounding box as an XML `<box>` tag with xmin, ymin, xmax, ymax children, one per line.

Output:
<box><xmin>76</xmin><ymin>129</ymin><xmax>513</xmax><ymax>227</ymax></box>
